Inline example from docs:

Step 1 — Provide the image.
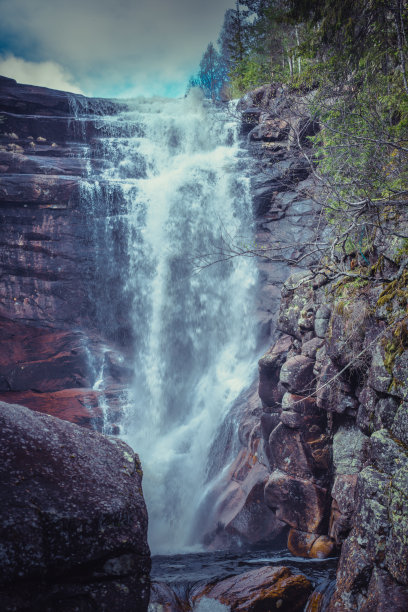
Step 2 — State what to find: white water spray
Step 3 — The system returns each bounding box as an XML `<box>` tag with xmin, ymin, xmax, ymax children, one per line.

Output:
<box><xmin>80</xmin><ymin>91</ymin><xmax>259</xmax><ymax>553</ymax></box>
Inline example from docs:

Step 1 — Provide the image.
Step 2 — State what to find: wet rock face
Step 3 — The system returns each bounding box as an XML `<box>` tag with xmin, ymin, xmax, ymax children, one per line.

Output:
<box><xmin>218</xmin><ymin>81</ymin><xmax>408</xmax><ymax>605</ymax></box>
<box><xmin>257</xmin><ymin>260</ymin><xmax>408</xmax><ymax>606</ymax></box>
<box><xmin>198</xmin><ymin>382</ymin><xmax>287</xmax><ymax>551</ymax></box>
<box><xmin>0</xmin><ymin>401</ymin><xmax>150</xmax><ymax>611</ymax></box>
<box><xmin>230</xmin><ymin>86</ymin><xmax>408</xmax><ymax>602</ymax></box>
<box><xmin>200</xmin><ymin>84</ymin><xmax>326</xmax><ymax>550</ymax></box>
<box><xmin>265</xmin><ymin>470</ymin><xmax>329</xmax><ymax>533</ymax></box>
<box><xmin>240</xmin><ymin>85</ymin><xmax>323</xmax><ymax>346</ymax></box>
<box><xmin>192</xmin><ymin>565</ymin><xmax>312</xmax><ymax>612</ymax></box>
<box><xmin>0</xmin><ymin>77</ymin><xmax>131</xmax><ymax>429</ymax></box>
<box><xmin>205</xmin><ymin>83</ymin><xmax>408</xmax><ymax>609</ymax></box>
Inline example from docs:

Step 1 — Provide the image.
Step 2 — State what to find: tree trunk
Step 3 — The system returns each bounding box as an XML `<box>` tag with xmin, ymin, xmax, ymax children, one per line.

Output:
<box><xmin>394</xmin><ymin>0</ymin><xmax>408</xmax><ymax>95</ymax></box>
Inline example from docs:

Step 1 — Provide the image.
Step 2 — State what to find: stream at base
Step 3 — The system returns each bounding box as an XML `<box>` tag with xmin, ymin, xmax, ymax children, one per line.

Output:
<box><xmin>151</xmin><ymin>547</ymin><xmax>338</xmax><ymax>611</ymax></box>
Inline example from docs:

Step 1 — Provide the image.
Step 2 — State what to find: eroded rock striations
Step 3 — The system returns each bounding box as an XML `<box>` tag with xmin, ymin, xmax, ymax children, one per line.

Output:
<box><xmin>0</xmin><ymin>76</ymin><xmax>150</xmax><ymax>610</ymax></box>
<box><xmin>0</xmin><ymin>401</ymin><xmax>150</xmax><ymax>611</ymax></box>
<box><xmin>0</xmin><ymin>75</ymin><xmax>130</xmax><ymax>430</ymax></box>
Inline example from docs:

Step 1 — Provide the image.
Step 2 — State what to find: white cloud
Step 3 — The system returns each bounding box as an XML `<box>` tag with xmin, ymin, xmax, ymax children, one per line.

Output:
<box><xmin>0</xmin><ymin>55</ymin><xmax>83</xmax><ymax>94</ymax></box>
<box><xmin>0</xmin><ymin>0</ymin><xmax>234</xmax><ymax>97</ymax></box>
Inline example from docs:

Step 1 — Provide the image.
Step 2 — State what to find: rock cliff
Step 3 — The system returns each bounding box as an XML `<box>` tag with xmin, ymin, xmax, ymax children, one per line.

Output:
<box><xmin>201</xmin><ymin>84</ymin><xmax>325</xmax><ymax>550</ymax></box>
<box><xmin>0</xmin><ymin>75</ymin><xmax>130</xmax><ymax>431</ymax></box>
<box><xmin>0</xmin><ymin>76</ymin><xmax>150</xmax><ymax>610</ymax></box>
<box><xmin>207</xmin><ymin>84</ymin><xmax>408</xmax><ymax>609</ymax></box>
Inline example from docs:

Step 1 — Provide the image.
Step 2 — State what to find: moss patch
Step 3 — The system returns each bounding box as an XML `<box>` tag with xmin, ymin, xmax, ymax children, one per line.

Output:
<box><xmin>382</xmin><ymin>319</ymin><xmax>408</xmax><ymax>377</ymax></box>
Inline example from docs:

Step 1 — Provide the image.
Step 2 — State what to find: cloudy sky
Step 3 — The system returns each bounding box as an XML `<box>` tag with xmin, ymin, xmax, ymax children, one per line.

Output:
<box><xmin>0</xmin><ymin>0</ymin><xmax>235</xmax><ymax>98</ymax></box>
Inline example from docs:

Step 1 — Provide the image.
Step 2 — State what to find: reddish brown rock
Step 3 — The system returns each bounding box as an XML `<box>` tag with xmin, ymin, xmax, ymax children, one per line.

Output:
<box><xmin>288</xmin><ymin>529</ymin><xmax>319</xmax><ymax>558</ymax></box>
<box><xmin>280</xmin><ymin>392</ymin><xmax>325</xmax><ymax>433</ymax></box>
<box><xmin>0</xmin><ymin>205</ymin><xmax>95</xmax><ymax>329</ymax></box>
<box><xmin>305</xmin><ymin>434</ymin><xmax>331</xmax><ymax>471</ymax></box>
<box><xmin>309</xmin><ymin>536</ymin><xmax>336</xmax><ymax>559</ymax></box>
<box><xmin>237</xmin><ymin>381</ymin><xmax>265</xmax><ymax>446</ymax></box>
<box><xmin>0</xmin><ymin>389</ymin><xmax>101</xmax><ymax>427</ymax></box>
<box><xmin>0</xmin><ymin>173</ymin><xmax>79</xmax><ymax>207</ymax></box>
<box><xmin>288</xmin><ymin>528</ymin><xmax>336</xmax><ymax>559</ymax></box>
<box><xmin>0</xmin><ymin>386</ymin><xmax>125</xmax><ymax>431</ymax></box>
<box><xmin>192</xmin><ymin>566</ymin><xmax>312</xmax><ymax>611</ymax></box>
<box><xmin>0</xmin><ymin>331</ymin><xmax>94</xmax><ymax>393</ymax></box>
<box><xmin>269</xmin><ymin>423</ymin><xmax>316</xmax><ymax>478</ymax></box>
<box><xmin>260</xmin><ymin>411</ymin><xmax>281</xmax><ymax>441</ymax></box>
<box><xmin>203</xmin><ymin>452</ymin><xmax>285</xmax><ymax>549</ymax></box>
<box><xmin>305</xmin><ymin>591</ymin><xmax>324</xmax><ymax>612</ymax></box>
<box><xmin>281</xmin><ymin>392</ymin><xmax>317</xmax><ymax>414</ymax></box>
<box><xmin>264</xmin><ymin>469</ymin><xmax>329</xmax><ymax>533</ymax></box>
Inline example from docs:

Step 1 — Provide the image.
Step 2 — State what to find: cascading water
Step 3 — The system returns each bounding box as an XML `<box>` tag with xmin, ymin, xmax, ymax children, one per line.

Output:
<box><xmin>78</xmin><ymin>90</ymin><xmax>259</xmax><ymax>553</ymax></box>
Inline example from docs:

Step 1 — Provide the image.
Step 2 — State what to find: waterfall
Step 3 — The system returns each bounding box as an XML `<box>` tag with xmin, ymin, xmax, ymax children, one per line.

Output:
<box><xmin>79</xmin><ymin>90</ymin><xmax>259</xmax><ymax>553</ymax></box>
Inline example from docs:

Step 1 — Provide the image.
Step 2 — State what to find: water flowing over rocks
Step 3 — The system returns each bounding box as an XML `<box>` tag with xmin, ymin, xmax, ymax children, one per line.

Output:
<box><xmin>0</xmin><ymin>401</ymin><xmax>150</xmax><ymax>611</ymax></box>
<box><xmin>201</xmin><ymin>84</ymin><xmax>326</xmax><ymax>551</ymax></box>
<box><xmin>2</xmin><ymin>74</ymin><xmax>408</xmax><ymax>610</ymax></box>
<box><xmin>0</xmin><ymin>74</ymin><xmax>260</xmax><ymax>560</ymax></box>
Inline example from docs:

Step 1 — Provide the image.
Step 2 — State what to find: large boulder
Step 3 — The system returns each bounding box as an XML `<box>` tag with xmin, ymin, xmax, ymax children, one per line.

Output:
<box><xmin>192</xmin><ymin>565</ymin><xmax>312</xmax><ymax>611</ymax></box>
<box><xmin>287</xmin><ymin>528</ymin><xmax>336</xmax><ymax>559</ymax></box>
<box><xmin>269</xmin><ymin>423</ymin><xmax>316</xmax><ymax>479</ymax></box>
<box><xmin>264</xmin><ymin>469</ymin><xmax>329</xmax><ymax>533</ymax></box>
<box><xmin>0</xmin><ymin>401</ymin><xmax>150</xmax><ymax>611</ymax></box>
<box><xmin>280</xmin><ymin>354</ymin><xmax>315</xmax><ymax>395</ymax></box>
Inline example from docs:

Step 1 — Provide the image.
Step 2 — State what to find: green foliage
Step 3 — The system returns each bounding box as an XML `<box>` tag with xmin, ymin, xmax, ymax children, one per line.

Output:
<box><xmin>382</xmin><ymin>318</ymin><xmax>408</xmax><ymax>374</ymax></box>
<box><xmin>189</xmin><ymin>0</ymin><xmax>408</xmax><ymax>277</ymax></box>
<box><xmin>228</xmin><ymin>56</ymin><xmax>269</xmax><ymax>97</ymax></box>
